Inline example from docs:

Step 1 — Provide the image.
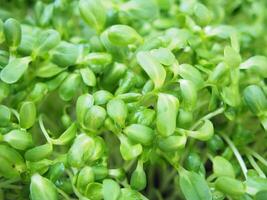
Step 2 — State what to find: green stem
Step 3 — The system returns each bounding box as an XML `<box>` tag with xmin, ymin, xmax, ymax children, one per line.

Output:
<box><xmin>221</xmin><ymin>134</ymin><xmax>248</xmax><ymax>179</ymax></box>
<box><xmin>124</xmin><ymin>159</ymin><xmax>136</xmax><ymax>172</ymax></box>
<box><xmin>160</xmin><ymin>169</ymin><xmax>177</xmax><ymax>192</ymax></box>
<box><xmin>246</xmin><ymin>154</ymin><xmax>266</xmax><ymax>178</ymax></box>
<box><xmin>0</xmin><ymin>178</ymin><xmax>19</xmax><ymax>186</ymax></box>
<box><xmin>57</xmin><ymin>187</ymin><xmax>72</xmax><ymax>200</ymax></box>
<box><xmin>66</xmin><ymin>170</ymin><xmax>87</xmax><ymax>200</ymax></box>
<box><xmin>0</xmin><ymin>184</ymin><xmax>22</xmax><ymax>190</ymax></box>
<box><xmin>191</xmin><ymin>107</ymin><xmax>225</xmax><ymax>130</ymax></box>
<box><xmin>246</xmin><ymin>148</ymin><xmax>267</xmax><ymax>167</ymax></box>
<box><xmin>207</xmin><ymin>174</ymin><xmax>217</xmax><ymax>182</ymax></box>
<box><xmin>38</xmin><ymin>114</ymin><xmax>52</xmax><ymax>143</ymax></box>
<box><xmin>155</xmin><ymin>190</ymin><xmax>164</xmax><ymax>200</ymax></box>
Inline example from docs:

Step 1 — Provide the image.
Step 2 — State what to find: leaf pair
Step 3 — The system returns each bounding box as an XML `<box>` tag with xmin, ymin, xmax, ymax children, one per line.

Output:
<box><xmin>179</xmin><ymin>168</ymin><xmax>212</xmax><ymax>200</ymax></box>
<box><xmin>67</xmin><ymin>133</ymin><xmax>98</xmax><ymax>168</ymax></box>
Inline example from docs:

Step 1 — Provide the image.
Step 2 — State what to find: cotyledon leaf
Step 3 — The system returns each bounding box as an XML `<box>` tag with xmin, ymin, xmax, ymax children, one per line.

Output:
<box><xmin>156</xmin><ymin>93</ymin><xmax>179</xmax><ymax>137</ymax></box>
<box><xmin>179</xmin><ymin>168</ymin><xmax>212</xmax><ymax>200</ymax></box>
<box><xmin>1</xmin><ymin>56</ymin><xmax>31</xmax><ymax>84</ymax></box>
<box><xmin>30</xmin><ymin>173</ymin><xmax>58</xmax><ymax>200</ymax></box>
<box><xmin>136</xmin><ymin>51</ymin><xmax>166</xmax><ymax>89</ymax></box>
<box><xmin>240</xmin><ymin>56</ymin><xmax>267</xmax><ymax>78</ymax></box>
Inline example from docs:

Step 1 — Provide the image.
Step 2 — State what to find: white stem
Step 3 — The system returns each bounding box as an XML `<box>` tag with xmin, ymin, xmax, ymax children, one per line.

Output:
<box><xmin>247</xmin><ymin>154</ymin><xmax>266</xmax><ymax>178</ymax></box>
<box><xmin>221</xmin><ymin>134</ymin><xmax>248</xmax><ymax>179</ymax></box>
<box><xmin>38</xmin><ymin>115</ymin><xmax>52</xmax><ymax>143</ymax></box>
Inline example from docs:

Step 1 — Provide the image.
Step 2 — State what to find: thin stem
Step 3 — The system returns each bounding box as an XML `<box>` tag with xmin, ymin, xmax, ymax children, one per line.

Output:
<box><xmin>57</xmin><ymin>187</ymin><xmax>72</xmax><ymax>200</ymax></box>
<box><xmin>246</xmin><ymin>148</ymin><xmax>267</xmax><ymax>167</ymax></box>
<box><xmin>161</xmin><ymin>169</ymin><xmax>177</xmax><ymax>191</ymax></box>
<box><xmin>221</xmin><ymin>134</ymin><xmax>248</xmax><ymax>179</ymax></box>
<box><xmin>191</xmin><ymin>107</ymin><xmax>225</xmax><ymax>130</ymax></box>
<box><xmin>66</xmin><ymin>170</ymin><xmax>87</xmax><ymax>200</ymax></box>
<box><xmin>124</xmin><ymin>159</ymin><xmax>136</xmax><ymax>171</ymax></box>
<box><xmin>155</xmin><ymin>190</ymin><xmax>164</xmax><ymax>200</ymax></box>
<box><xmin>38</xmin><ymin>114</ymin><xmax>52</xmax><ymax>143</ymax></box>
<box><xmin>207</xmin><ymin>174</ymin><xmax>217</xmax><ymax>182</ymax></box>
<box><xmin>0</xmin><ymin>178</ymin><xmax>19</xmax><ymax>186</ymax></box>
<box><xmin>246</xmin><ymin>154</ymin><xmax>266</xmax><ymax>178</ymax></box>
<box><xmin>0</xmin><ymin>184</ymin><xmax>22</xmax><ymax>190</ymax></box>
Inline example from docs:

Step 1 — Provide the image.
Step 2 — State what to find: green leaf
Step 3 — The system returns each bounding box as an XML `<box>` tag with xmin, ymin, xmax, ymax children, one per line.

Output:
<box><xmin>118</xmin><ymin>134</ymin><xmax>142</xmax><ymax>161</ymax></box>
<box><xmin>215</xmin><ymin>177</ymin><xmax>245</xmax><ymax>196</ymax></box>
<box><xmin>3</xmin><ymin>129</ymin><xmax>33</xmax><ymax>150</ymax></box>
<box><xmin>255</xmin><ymin>190</ymin><xmax>267</xmax><ymax>200</ymax></box>
<box><xmin>101</xmin><ymin>62</ymin><xmax>127</xmax><ymax>89</ymax></box>
<box><xmin>67</xmin><ymin>133</ymin><xmax>95</xmax><ymax>168</ymax></box>
<box><xmin>156</xmin><ymin>93</ymin><xmax>179</xmax><ymax>137</ymax></box>
<box><xmin>36</xmin><ymin>62</ymin><xmax>65</xmax><ymax>78</ymax></box>
<box><xmin>208</xmin><ymin>62</ymin><xmax>229</xmax><ymax>84</ymax></box>
<box><xmin>0</xmin><ymin>156</ymin><xmax>20</xmax><ymax>179</ymax></box>
<box><xmin>51</xmin><ymin>42</ymin><xmax>81</xmax><ymax>67</ymax></box>
<box><xmin>129</xmin><ymin>108</ymin><xmax>155</xmax><ymax>127</ymax></box>
<box><xmin>76</xmin><ymin>94</ymin><xmax>94</xmax><ymax>125</ymax></box>
<box><xmin>80</xmin><ymin>67</ymin><xmax>96</xmax><ymax>87</ymax></box>
<box><xmin>85</xmin><ymin>182</ymin><xmax>103</xmax><ymax>200</ymax></box>
<box><xmin>103</xmin><ymin>179</ymin><xmax>121</xmax><ymax>200</ymax></box>
<box><xmin>179</xmin><ymin>79</ymin><xmax>197</xmax><ymax>111</ymax></box>
<box><xmin>76</xmin><ymin>166</ymin><xmax>94</xmax><ymax>193</ymax></box>
<box><xmin>28</xmin><ymin>82</ymin><xmax>48</xmax><ymax>103</ymax></box>
<box><xmin>179</xmin><ymin>168</ymin><xmax>212</xmax><ymax>200</ymax></box>
<box><xmin>178</xmin><ymin>64</ymin><xmax>204</xmax><ymax>90</ymax></box>
<box><xmin>0</xmin><ymin>104</ymin><xmax>11</xmax><ymax>126</ymax></box>
<box><xmin>59</xmin><ymin>73</ymin><xmax>81</xmax><ymax>101</ymax></box>
<box><xmin>120</xmin><ymin>0</ymin><xmax>159</xmax><ymax>21</ymax></box>
<box><xmin>193</xmin><ymin>3</ymin><xmax>211</xmax><ymax>27</ymax></box>
<box><xmin>46</xmin><ymin>72</ymin><xmax>68</xmax><ymax>91</ymax></box>
<box><xmin>51</xmin><ymin>123</ymin><xmax>77</xmax><ymax>145</ymax></box>
<box><xmin>107</xmin><ymin>25</ymin><xmax>142</xmax><ymax>46</ymax></box>
<box><xmin>118</xmin><ymin>188</ymin><xmax>146</xmax><ymax>200</ymax></box>
<box><xmin>158</xmin><ymin>135</ymin><xmax>186</xmax><ymax>152</ymax></box>
<box><xmin>136</xmin><ymin>51</ymin><xmax>166</xmax><ymax>89</ymax></box>
<box><xmin>184</xmin><ymin>153</ymin><xmax>202</xmax><ymax>172</ymax></box>
<box><xmin>243</xmin><ymin>85</ymin><xmax>267</xmax><ymax>115</ymax></box>
<box><xmin>19</xmin><ymin>101</ymin><xmax>36</xmax><ymax>129</ymax></box>
<box><xmin>130</xmin><ymin>161</ymin><xmax>147</xmax><ymax>191</ymax></box>
<box><xmin>3</xmin><ymin>18</ymin><xmax>21</xmax><ymax>49</ymax></box>
<box><xmin>107</xmin><ymin>98</ymin><xmax>128</xmax><ymax>127</ymax></box>
<box><xmin>24</xmin><ymin>143</ymin><xmax>53</xmax><ymax>162</ymax></box>
<box><xmin>224</xmin><ymin>46</ymin><xmax>241</xmax><ymax>68</ymax></box>
<box><xmin>246</xmin><ymin>174</ymin><xmax>267</xmax><ymax>195</ymax></box>
<box><xmin>0</xmin><ymin>144</ymin><xmax>25</xmax><ymax>170</ymax></box>
<box><xmin>79</xmin><ymin>0</ymin><xmax>106</xmax><ymax>32</ymax></box>
<box><xmin>35</xmin><ymin>29</ymin><xmax>60</xmax><ymax>55</ymax></box>
<box><xmin>187</xmin><ymin>120</ymin><xmax>214</xmax><ymax>141</ymax></box>
<box><xmin>150</xmin><ymin>47</ymin><xmax>176</xmax><ymax>66</ymax></box>
<box><xmin>213</xmin><ymin>156</ymin><xmax>235</xmax><ymax>178</ymax></box>
<box><xmin>1</xmin><ymin>57</ymin><xmax>31</xmax><ymax>84</ymax></box>
<box><xmin>93</xmin><ymin>90</ymin><xmax>113</xmax><ymax>105</ymax></box>
<box><xmin>30</xmin><ymin>173</ymin><xmax>58</xmax><ymax>200</ymax></box>
<box><xmin>84</xmin><ymin>105</ymin><xmax>106</xmax><ymax>131</ymax></box>
<box><xmin>124</xmin><ymin>124</ymin><xmax>154</xmax><ymax>146</ymax></box>
<box><xmin>47</xmin><ymin>163</ymin><xmax>65</xmax><ymax>183</ymax></box>
<box><xmin>240</xmin><ymin>56</ymin><xmax>267</xmax><ymax>77</ymax></box>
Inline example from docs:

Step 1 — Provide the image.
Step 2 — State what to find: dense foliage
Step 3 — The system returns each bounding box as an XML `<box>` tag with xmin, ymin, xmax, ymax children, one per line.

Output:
<box><xmin>0</xmin><ymin>0</ymin><xmax>267</xmax><ymax>199</ymax></box>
